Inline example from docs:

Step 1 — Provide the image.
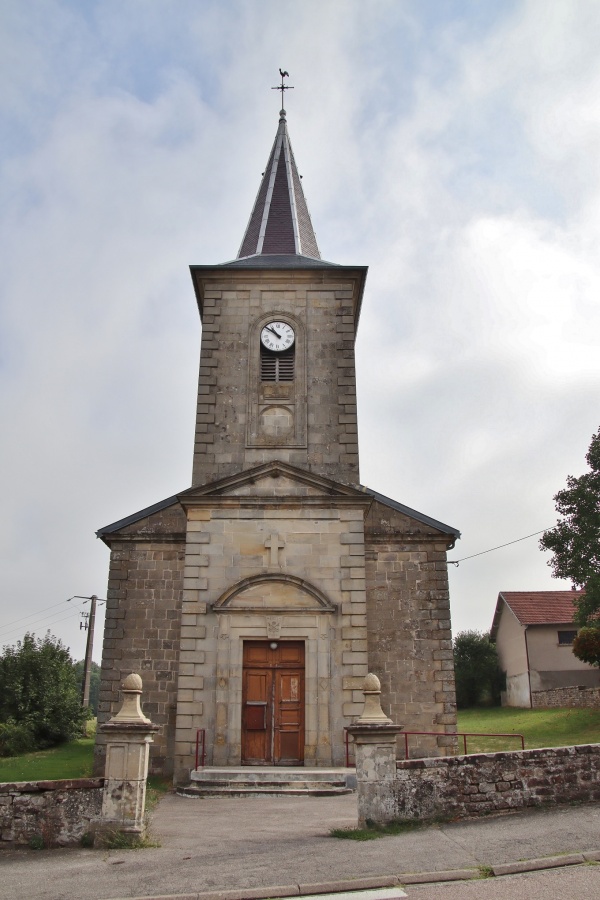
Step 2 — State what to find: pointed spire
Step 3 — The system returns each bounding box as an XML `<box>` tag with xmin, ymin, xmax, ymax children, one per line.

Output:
<box><xmin>237</xmin><ymin>109</ymin><xmax>321</xmax><ymax>260</ymax></box>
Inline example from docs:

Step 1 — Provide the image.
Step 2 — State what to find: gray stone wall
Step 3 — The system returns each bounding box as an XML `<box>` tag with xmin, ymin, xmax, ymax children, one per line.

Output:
<box><xmin>95</xmin><ymin>504</ymin><xmax>186</xmax><ymax>776</ymax></box>
<box><xmin>190</xmin><ymin>269</ymin><xmax>363</xmax><ymax>488</ymax></box>
<box><xmin>532</xmin><ymin>686</ymin><xmax>600</xmax><ymax>709</ymax></box>
<box><xmin>392</xmin><ymin>744</ymin><xmax>600</xmax><ymax>820</ymax></box>
<box><xmin>0</xmin><ymin>779</ymin><xmax>103</xmax><ymax>848</ymax></box>
<box><xmin>364</xmin><ymin>501</ymin><xmax>457</xmax><ymax>757</ymax></box>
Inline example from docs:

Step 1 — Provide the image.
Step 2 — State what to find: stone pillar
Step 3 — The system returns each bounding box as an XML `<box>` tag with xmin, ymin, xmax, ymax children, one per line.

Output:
<box><xmin>96</xmin><ymin>673</ymin><xmax>159</xmax><ymax>844</ymax></box>
<box><xmin>347</xmin><ymin>673</ymin><xmax>404</xmax><ymax>827</ymax></box>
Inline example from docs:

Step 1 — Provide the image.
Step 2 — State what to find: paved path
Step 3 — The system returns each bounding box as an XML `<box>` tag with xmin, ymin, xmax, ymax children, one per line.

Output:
<box><xmin>0</xmin><ymin>793</ymin><xmax>598</xmax><ymax>900</ymax></box>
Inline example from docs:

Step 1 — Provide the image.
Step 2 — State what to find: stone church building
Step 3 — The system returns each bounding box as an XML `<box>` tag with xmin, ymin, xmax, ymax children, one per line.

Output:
<box><xmin>94</xmin><ymin>107</ymin><xmax>460</xmax><ymax>783</ymax></box>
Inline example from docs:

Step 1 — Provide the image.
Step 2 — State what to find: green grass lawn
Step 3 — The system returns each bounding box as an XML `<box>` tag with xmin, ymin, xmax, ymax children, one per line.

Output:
<box><xmin>1</xmin><ymin>707</ymin><xmax>598</xmax><ymax>782</ymax></box>
<box><xmin>0</xmin><ymin>736</ymin><xmax>95</xmax><ymax>783</ymax></box>
<box><xmin>457</xmin><ymin>706</ymin><xmax>600</xmax><ymax>752</ymax></box>
<box><xmin>0</xmin><ymin>728</ymin><xmax>171</xmax><ymax>796</ymax></box>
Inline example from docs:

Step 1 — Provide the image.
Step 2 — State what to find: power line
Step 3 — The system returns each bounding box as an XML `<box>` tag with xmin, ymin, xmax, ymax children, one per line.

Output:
<box><xmin>0</xmin><ymin>607</ymin><xmax>86</xmax><ymax>643</ymax></box>
<box><xmin>0</xmin><ymin>597</ymin><xmax>95</xmax><ymax>643</ymax></box>
<box><xmin>0</xmin><ymin>598</ymin><xmax>84</xmax><ymax>632</ymax></box>
<box><xmin>448</xmin><ymin>526</ymin><xmax>554</xmax><ymax>567</ymax></box>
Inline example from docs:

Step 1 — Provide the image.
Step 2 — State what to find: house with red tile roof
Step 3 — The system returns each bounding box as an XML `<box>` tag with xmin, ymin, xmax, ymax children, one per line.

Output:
<box><xmin>490</xmin><ymin>591</ymin><xmax>597</xmax><ymax>707</ymax></box>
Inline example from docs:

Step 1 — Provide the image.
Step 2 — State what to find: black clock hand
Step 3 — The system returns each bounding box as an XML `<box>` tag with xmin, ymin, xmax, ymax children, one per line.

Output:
<box><xmin>266</xmin><ymin>325</ymin><xmax>282</xmax><ymax>339</ymax></box>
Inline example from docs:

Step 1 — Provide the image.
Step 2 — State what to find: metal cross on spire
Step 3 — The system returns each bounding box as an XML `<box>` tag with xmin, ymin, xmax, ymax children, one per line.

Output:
<box><xmin>272</xmin><ymin>68</ymin><xmax>294</xmax><ymax>113</ymax></box>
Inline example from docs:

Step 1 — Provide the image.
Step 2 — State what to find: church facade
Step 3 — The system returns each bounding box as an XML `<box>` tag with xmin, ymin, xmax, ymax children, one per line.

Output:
<box><xmin>94</xmin><ymin>108</ymin><xmax>460</xmax><ymax>782</ymax></box>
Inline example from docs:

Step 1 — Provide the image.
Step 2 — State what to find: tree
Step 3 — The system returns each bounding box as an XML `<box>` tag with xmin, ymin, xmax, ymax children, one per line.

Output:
<box><xmin>572</xmin><ymin>627</ymin><xmax>600</xmax><ymax>668</ymax></box>
<box><xmin>0</xmin><ymin>632</ymin><xmax>88</xmax><ymax>753</ymax></box>
<box><xmin>73</xmin><ymin>660</ymin><xmax>101</xmax><ymax>716</ymax></box>
<box><xmin>453</xmin><ymin>631</ymin><xmax>504</xmax><ymax>708</ymax></box>
<box><xmin>540</xmin><ymin>426</ymin><xmax>600</xmax><ymax>626</ymax></box>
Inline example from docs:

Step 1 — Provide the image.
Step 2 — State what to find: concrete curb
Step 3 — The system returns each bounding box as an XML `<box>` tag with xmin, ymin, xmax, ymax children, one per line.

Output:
<box><xmin>105</xmin><ymin>850</ymin><xmax>600</xmax><ymax>900</ymax></box>
<box><xmin>398</xmin><ymin>869</ymin><xmax>478</xmax><ymax>885</ymax></box>
<box><xmin>491</xmin><ymin>851</ymin><xmax>591</xmax><ymax>876</ymax></box>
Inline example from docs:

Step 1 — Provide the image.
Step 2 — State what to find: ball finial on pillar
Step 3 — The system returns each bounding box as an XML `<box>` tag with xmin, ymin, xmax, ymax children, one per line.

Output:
<box><xmin>354</xmin><ymin>672</ymin><xmax>392</xmax><ymax>724</ymax></box>
<box><xmin>110</xmin><ymin>672</ymin><xmax>151</xmax><ymax>724</ymax></box>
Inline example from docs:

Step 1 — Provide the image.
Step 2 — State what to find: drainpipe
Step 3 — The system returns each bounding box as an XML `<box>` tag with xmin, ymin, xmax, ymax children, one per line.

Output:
<box><xmin>524</xmin><ymin>626</ymin><xmax>533</xmax><ymax>709</ymax></box>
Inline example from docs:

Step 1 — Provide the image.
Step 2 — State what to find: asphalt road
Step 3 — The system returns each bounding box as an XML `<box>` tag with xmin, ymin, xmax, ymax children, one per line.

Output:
<box><xmin>0</xmin><ymin>793</ymin><xmax>598</xmax><ymax>900</ymax></box>
<box><xmin>404</xmin><ymin>866</ymin><xmax>599</xmax><ymax>899</ymax></box>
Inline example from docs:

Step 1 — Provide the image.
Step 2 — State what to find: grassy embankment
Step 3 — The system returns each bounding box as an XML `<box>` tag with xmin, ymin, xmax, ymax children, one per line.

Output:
<box><xmin>0</xmin><ymin>707</ymin><xmax>598</xmax><ymax>783</ymax></box>
<box><xmin>0</xmin><ymin>735</ymin><xmax>95</xmax><ymax>782</ymax></box>
<box><xmin>456</xmin><ymin>706</ymin><xmax>600</xmax><ymax>752</ymax></box>
<box><xmin>0</xmin><ymin>721</ymin><xmax>169</xmax><ymax>795</ymax></box>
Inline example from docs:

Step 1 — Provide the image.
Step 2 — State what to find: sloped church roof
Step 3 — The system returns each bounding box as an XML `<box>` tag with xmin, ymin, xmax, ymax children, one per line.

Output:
<box><xmin>97</xmin><ymin>465</ymin><xmax>459</xmax><ymax>541</ymax></box>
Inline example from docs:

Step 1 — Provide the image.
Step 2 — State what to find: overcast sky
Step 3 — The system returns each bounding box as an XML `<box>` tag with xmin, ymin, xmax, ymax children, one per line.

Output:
<box><xmin>1</xmin><ymin>0</ymin><xmax>599</xmax><ymax>663</ymax></box>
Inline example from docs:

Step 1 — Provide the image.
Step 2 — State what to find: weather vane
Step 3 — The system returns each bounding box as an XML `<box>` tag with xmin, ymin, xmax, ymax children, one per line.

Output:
<box><xmin>272</xmin><ymin>68</ymin><xmax>294</xmax><ymax>111</ymax></box>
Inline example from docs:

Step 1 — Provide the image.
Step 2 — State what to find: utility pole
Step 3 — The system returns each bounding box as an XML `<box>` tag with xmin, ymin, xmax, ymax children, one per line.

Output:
<box><xmin>67</xmin><ymin>594</ymin><xmax>105</xmax><ymax>708</ymax></box>
<box><xmin>81</xmin><ymin>595</ymin><xmax>97</xmax><ymax>708</ymax></box>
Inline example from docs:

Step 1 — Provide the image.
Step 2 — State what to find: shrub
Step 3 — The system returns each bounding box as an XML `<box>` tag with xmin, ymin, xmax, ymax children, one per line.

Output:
<box><xmin>0</xmin><ymin>721</ymin><xmax>36</xmax><ymax>757</ymax></box>
<box><xmin>453</xmin><ymin>631</ymin><xmax>504</xmax><ymax>708</ymax></box>
<box><xmin>0</xmin><ymin>632</ymin><xmax>89</xmax><ymax>751</ymax></box>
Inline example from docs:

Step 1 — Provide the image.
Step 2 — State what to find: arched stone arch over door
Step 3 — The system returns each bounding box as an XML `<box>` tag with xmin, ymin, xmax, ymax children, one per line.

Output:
<box><xmin>211</xmin><ymin>575</ymin><xmax>336</xmax><ymax>767</ymax></box>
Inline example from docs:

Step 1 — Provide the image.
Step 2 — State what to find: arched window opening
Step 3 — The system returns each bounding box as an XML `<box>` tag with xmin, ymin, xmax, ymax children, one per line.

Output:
<box><xmin>260</xmin><ymin>345</ymin><xmax>295</xmax><ymax>382</ymax></box>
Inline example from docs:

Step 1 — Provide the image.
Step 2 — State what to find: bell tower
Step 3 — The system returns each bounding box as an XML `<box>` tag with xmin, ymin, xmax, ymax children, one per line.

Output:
<box><xmin>189</xmin><ymin>107</ymin><xmax>367</xmax><ymax>488</ymax></box>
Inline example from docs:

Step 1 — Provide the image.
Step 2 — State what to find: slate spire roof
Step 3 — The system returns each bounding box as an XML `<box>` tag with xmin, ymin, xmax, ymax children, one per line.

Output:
<box><xmin>237</xmin><ymin>109</ymin><xmax>321</xmax><ymax>260</ymax></box>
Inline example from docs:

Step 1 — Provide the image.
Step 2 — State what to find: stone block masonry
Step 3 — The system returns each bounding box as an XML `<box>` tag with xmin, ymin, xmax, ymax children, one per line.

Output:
<box><xmin>0</xmin><ymin>779</ymin><xmax>103</xmax><ymax>848</ymax></box>
<box><xmin>531</xmin><ymin>685</ymin><xmax>600</xmax><ymax>708</ymax></box>
<box><xmin>95</xmin><ymin>503</ymin><xmax>186</xmax><ymax>776</ymax></box>
<box><xmin>190</xmin><ymin>270</ymin><xmax>366</xmax><ymax>488</ymax></box>
<box><xmin>173</xmin><ymin>485</ymin><xmax>371</xmax><ymax>779</ymax></box>
<box><xmin>393</xmin><ymin>744</ymin><xmax>600</xmax><ymax>821</ymax></box>
<box><xmin>364</xmin><ymin>500</ymin><xmax>457</xmax><ymax>757</ymax></box>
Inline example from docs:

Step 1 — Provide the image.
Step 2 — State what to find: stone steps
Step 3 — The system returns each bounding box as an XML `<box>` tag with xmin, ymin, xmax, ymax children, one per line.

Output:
<box><xmin>177</xmin><ymin>766</ymin><xmax>357</xmax><ymax>797</ymax></box>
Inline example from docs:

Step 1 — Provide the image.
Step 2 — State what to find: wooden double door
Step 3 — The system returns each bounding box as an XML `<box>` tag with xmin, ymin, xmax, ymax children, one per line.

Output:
<box><xmin>241</xmin><ymin>641</ymin><xmax>305</xmax><ymax>765</ymax></box>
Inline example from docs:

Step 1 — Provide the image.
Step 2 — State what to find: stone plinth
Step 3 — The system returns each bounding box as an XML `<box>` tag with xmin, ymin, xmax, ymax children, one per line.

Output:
<box><xmin>96</xmin><ymin>674</ymin><xmax>159</xmax><ymax>843</ymax></box>
<box><xmin>347</xmin><ymin>723</ymin><xmax>404</xmax><ymax>826</ymax></box>
<box><xmin>347</xmin><ymin>673</ymin><xmax>403</xmax><ymax>826</ymax></box>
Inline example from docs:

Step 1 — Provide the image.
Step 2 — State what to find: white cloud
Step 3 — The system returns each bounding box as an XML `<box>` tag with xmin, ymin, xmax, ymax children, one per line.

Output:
<box><xmin>0</xmin><ymin>0</ymin><xmax>599</xmax><ymax>660</ymax></box>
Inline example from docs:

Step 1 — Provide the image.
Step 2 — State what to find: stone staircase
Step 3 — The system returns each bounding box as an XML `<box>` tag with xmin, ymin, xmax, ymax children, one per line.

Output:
<box><xmin>177</xmin><ymin>766</ymin><xmax>357</xmax><ymax>797</ymax></box>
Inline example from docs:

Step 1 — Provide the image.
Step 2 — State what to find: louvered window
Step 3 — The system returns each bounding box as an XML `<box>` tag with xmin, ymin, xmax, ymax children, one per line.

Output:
<box><xmin>261</xmin><ymin>346</ymin><xmax>295</xmax><ymax>382</ymax></box>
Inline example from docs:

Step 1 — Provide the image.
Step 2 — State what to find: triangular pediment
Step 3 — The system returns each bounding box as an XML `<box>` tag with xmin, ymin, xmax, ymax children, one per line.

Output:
<box><xmin>177</xmin><ymin>461</ymin><xmax>371</xmax><ymax>507</ymax></box>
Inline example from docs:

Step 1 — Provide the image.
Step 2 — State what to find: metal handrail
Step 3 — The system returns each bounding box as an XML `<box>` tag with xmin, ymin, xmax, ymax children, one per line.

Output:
<box><xmin>344</xmin><ymin>728</ymin><xmax>525</xmax><ymax>765</ymax></box>
<box><xmin>343</xmin><ymin>727</ymin><xmax>354</xmax><ymax>767</ymax></box>
<box><xmin>195</xmin><ymin>728</ymin><xmax>206</xmax><ymax>769</ymax></box>
<box><xmin>402</xmin><ymin>730</ymin><xmax>525</xmax><ymax>759</ymax></box>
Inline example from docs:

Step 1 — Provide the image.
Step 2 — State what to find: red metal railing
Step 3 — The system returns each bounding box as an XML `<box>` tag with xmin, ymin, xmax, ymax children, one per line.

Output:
<box><xmin>343</xmin><ymin>728</ymin><xmax>354</xmax><ymax>767</ymax></box>
<box><xmin>343</xmin><ymin>728</ymin><xmax>525</xmax><ymax>766</ymax></box>
<box><xmin>402</xmin><ymin>731</ymin><xmax>525</xmax><ymax>759</ymax></box>
<box><xmin>195</xmin><ymin>728</ymin><xmax>206</xmax><ymax>769</ymax></box>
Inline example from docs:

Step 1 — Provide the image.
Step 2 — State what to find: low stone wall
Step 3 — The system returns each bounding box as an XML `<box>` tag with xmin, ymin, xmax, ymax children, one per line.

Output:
<box><xmin>0</xmin><ymin>778</ymin><xmax>103</xmax><ymax>848</ymax></box>
<box><xmin>532</xmin><ymin>685</ymin><xmax>600</xmax><ymax>709</ymax></box>
<box><xmin>391</xmin><ymin>744</ymin><xmax>600</xmax><ymax>821</ymax></box>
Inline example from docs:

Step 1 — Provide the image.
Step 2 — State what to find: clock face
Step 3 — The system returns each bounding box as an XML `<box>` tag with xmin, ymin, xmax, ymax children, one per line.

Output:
<box><xmin>260</xmin><ymin>321</ymin><xmax>295</xmax><ymax>353</ymax></box>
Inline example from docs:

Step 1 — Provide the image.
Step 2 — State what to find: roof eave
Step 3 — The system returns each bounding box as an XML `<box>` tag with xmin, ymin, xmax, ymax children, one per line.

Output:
<box><xmin>96</xmin><ymin>494</ymin><xmax>181</xmax><ymax>544</ymax></box>
<box><xmin>190</xmin><ymin>261</ymin><xmax>368</xmax><ymax>328</ymax></box>
<box><xmin>359</xmin><ymin>484</ymin><xmax>461</xmax><ymax>545</ymax></box>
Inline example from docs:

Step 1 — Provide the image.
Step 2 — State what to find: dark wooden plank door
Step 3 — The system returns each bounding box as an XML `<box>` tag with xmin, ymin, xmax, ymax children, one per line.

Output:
<box><xmin>242</xmin><ymin>641</ymin><xmax>305</xmax><ymax>765</ymax></box>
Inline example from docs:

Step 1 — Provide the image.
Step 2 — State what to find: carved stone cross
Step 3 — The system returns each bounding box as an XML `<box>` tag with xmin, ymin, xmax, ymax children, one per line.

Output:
<box><xmin>265</xmin><ymin>533</ymin><xmax>285</xmax><ymax>567</ymax></box>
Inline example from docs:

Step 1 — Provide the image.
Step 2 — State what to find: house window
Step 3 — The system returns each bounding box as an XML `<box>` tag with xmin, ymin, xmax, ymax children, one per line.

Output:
<box><xmin>260</xmin><ymin>345</ymin><xmax>295</xmax><ymax>382</ymax></box>
<box><xmin>557</xmin><ymin>630</ymin><xmax>577</xmax><ymax>645</ymax></box>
